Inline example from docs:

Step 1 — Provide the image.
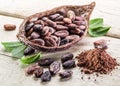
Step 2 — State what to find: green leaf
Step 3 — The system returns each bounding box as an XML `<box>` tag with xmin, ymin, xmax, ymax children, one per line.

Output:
<box><xmin>20</xmin><ymin>53</ymin><xmax>41</xmax><ymax>64</ymax></box>
<box><xmin>1</xmin><ymin>42</ymin><xmax>23</xmax><ymax>52</ymax></box>
<box><xmin>88</xmin><ymin>26</ymin><xmax>111</xmax><ymax>37</ymax></box>
<box><xmin>89</xmin><ymin>18</ymin><xmax>103</xmax><ymax>29</ymax></box>
<box><xmin>11</xmin><ymin>45</ymin><xmax>26</xmax><ymax>58</ymax></box>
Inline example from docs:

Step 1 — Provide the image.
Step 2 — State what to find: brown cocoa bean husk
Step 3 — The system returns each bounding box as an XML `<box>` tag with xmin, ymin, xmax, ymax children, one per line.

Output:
<box><xmin>17</xmin><ymin>2</ymin><xmax>95</xmax><ymax>52</ymax></box>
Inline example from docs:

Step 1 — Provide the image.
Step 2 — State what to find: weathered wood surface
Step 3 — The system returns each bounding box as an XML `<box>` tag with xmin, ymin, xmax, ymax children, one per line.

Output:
<box><xmin>0</xmin><ymin>0</ymin><xmax>120</xmax><ymax>86</ymax></box>
<box><xmin>0</xmin><ymin>0</ymin><xmax>120</xmax><ymax>38</ymax></box>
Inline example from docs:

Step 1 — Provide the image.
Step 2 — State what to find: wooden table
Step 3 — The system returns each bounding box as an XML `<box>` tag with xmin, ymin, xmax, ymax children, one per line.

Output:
<box><xmin>0</xmin><ymin>0</ymin><xmax>120</xmax><ymax>86</ymax></box>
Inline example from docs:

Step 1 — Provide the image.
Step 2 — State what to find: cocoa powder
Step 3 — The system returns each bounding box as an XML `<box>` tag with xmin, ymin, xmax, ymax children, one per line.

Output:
<box><xmin>76</xmin><ymin>48</ymin><xmax>118</xmax><ymax>74</ymax></box>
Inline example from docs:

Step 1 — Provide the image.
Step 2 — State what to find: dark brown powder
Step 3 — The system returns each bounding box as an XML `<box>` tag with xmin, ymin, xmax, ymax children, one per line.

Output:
<box><xmin>76</xmin><ymin>48</ymin><xmax>118</xmax><ymax>74</ymax></box>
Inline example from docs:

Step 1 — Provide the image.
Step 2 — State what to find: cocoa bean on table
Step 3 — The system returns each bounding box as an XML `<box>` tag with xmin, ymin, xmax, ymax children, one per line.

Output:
<box><xmin>37</xmin><ymin>58</ymin><xmax>54</xmax><ymax>66</ymax></box>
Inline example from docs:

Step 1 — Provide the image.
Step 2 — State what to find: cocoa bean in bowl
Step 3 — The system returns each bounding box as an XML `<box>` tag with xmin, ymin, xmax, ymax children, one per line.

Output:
<box><xmin>17</xmin><ymin>2</ymin><xmax>95</xmax><ymax>52</ymax></box>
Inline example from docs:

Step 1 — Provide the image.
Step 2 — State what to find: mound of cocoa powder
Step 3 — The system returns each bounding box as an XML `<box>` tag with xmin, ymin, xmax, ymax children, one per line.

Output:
<box><xmin>76</xmin><ymin>48</ymin><xmax>118</xmax><ymax>74</ymax></box>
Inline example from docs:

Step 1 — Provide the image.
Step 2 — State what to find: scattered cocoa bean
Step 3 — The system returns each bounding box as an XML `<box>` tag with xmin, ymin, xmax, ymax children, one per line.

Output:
<box><xmin>62</xmin><ymin>60</ymin><xmax>76</xmax><ymax>69</ymax></box>
<box><xmin>37</xmin><ymin>58</ymin><xmax>54</xmax><ymax>66</ymax></box>
<box><xmin>4</xmin><ymin>24</ymin><xmax>16</xmax><ymax>31</ymax></box>
<box><xmin>33</xmin><ymin>66</ymin><xmax>43</xmax><ymax>78</ymax></box>
<box><xmin>41</xmin><ymin>71</ymin><xmax>52</xmax><ymax>82</ymax></box>
<box><xmin>25</xmin><ymin>64</ymin><xmax>40</xmax><ymax>75</ymax></box>
<box><xmin>94</xmin><ymin>39</ymin><xmax>108</xmax><ymax>50</ymax></box>
<box><xmin>61</xmin><ymin>53</ymin><xmax>74</xmax><ymax>63</ymax></box>
<box><xmin>49</xmin><ymin>61</ymin><xmax>61</xmax><ymax>75</ymax></box>
<box><xmin>59</xmin><ymin>70</ymin><xmax>73</xmax><ymax>79</ymax></box>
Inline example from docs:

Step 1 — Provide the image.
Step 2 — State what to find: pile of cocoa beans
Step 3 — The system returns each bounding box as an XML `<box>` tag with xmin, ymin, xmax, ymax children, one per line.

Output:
<box><xmin>25</xmin><ymin>10</ymin><xmax>86</xmax><ymax>47</ymax></box>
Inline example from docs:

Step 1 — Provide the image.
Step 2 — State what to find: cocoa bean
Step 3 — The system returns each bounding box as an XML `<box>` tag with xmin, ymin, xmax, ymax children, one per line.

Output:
<box><xmin>75</xmin><ymin>16</ymin><xmax>84</xmax><ymax>21</ymax></box>
<box><xmin>55</xmin><ymin>15</ymin><xmax>64</xmax><ymax>21</ymax></box>
<box><xmin>35</xmin><ymin>20</ymin><xmax>45</xmax><ymax>26</ymax></box>
<box><xmin>49</xmin><ymin>61</ymin><xmax>61</xmax><ymax>75</ymax></box>
<box><xmin>41</xmin><ymin>71</ymin><xmax>51</xmax><ymax>82</ymax></box>
<box><xmin>42</xmin><ymin>17</ymin><xmax>56</xmax><ymax>27</ymax></box>
<box><xmin>60</xmin><ymin>39</ymin><xmax>69</xmax><ymax>45</ymax></box>
<box><xmin>62</xmin><ymin>60</ymin><xmax>76</xmax><ymax>69</ymax></box>
<box><xmin>49</xmin><ymin>13</ymin><xmax>60</xmax><ymax>20</ymax></box>
<box><xmin>29</xmin><ymin>17</ymin><xmax>38</xmax><ymax>22</ymax></box>
<box><xmin>63</xmin><ymin>18</ymin><xmax>72</xmax><ymax>24</ymax></box>
<box><xmin>44</xmin><ymin>37</ymin><xmax>57</xmax><ymax>47</ymax></box>
<box><xmin>65</xmin><ymin>35</ymin><xmax>79</xmax><ymax>42</ymax></box>
<box><xmin>55</xmin><ymin>21</ymin><xmax>64</xmax><ymax>25</ymax></box>
<box><xmin>33</xmin><ymin>66</ymin><xmax>43</xmax><ymax>78</ymax></box>
<box><xmin>79</xmin><ymin>25</ymin><xmax>86</xmax><ymax>30</ymax></box>
<box><xmin>93</xmin><ymin>39</ymin><xmax>108</xmax><ymax>50</ymax></box>
<box><xmin>25</xmin><ymin>22</ymin><xmax>34</xmax><ymax>32</ymax></box>
<box><xmin>33</xmin><ymin>24</ymin><xmax>43</xmax><ymax>31</ymax></box>
<box><xmin>31</xmin><ymin>32</ymin><xmax>40</xmax><ymax>39</ymax></box>
<box><xmin>67</xmin><ymin>10</ymin><xmax>75</xmax><ymax>21</ymax></box>
<box><xmin>70</xmin><ymin>28</ymin><xmax>81</xmax><ymax>34</ymax></box>
<box><xmin>41</xmin><ymin>26</ymin><xmax>50</xmax><ymax>36</ymax></box>
<box><xmin>49</xmin><ymin>27</ymin><xmax>55</xmax><ymax>34</ymax></box>
<box><xmin>27</xmin><ymin>28</ymin><xmax>33</xmax><ymax>36</ymax></box>
<box><xmin>61</xmin><ymin>53</ymin><xmax>74</xmax><ymax>63</ymax></box>
<box><xmin>74</xmin><ymin>21</ymin><xmax>86</xmax><ymax>25</ymax></box>
<box><xmin>4</xmin><ymin>24</ymin><xmax>16</xmax><ymax>31</ymax></box>
<box><xmin>31</xmin><ymin>39</ymin><xmax>45</xmax><ymax>46</ymax></box>
<box><xmin>59</xmin><ymin>70</ymin><xmax>73</xmax><ymax>79</ymax></box>
<box><xmin>25</xmin><ymin>64</ymin><xmax>40</xmax><ymax>75</ymax></box>
<box><xmin>56</xmin><ymin>25</ymin><xmax>68</xmax><ymax>30</ymax></box>
<box><xmin>67</xmin><ymin>23</ymin><xmax>77</xmax><ymax>29</ymax></box>
<box><xmin>50</xmin><ymin>35</ymin><xmax>58</xmax><ymax>42</ymax></box>
<box><xmin>38</xmin><ymin>58</ymin><xmax>54</xmax><ymax>66</ymax></box>
<box><xmin>54</xmin><ymin>30</ymin><xmax>69</xmax><ymax>38</ymax></box>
